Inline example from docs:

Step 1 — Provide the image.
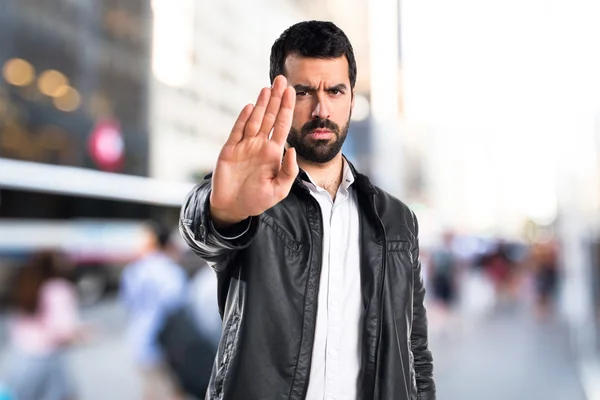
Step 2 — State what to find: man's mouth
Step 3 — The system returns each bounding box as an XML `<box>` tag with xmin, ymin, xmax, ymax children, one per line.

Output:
<box><xmin>308</xmin><ymin>129</ymin><xmax>333</xmax><ymax>139</ymax></box>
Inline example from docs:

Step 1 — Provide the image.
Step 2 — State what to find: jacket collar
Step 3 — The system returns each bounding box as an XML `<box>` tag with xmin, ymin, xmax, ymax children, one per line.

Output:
<box><xmin>345</xmin><ymin>157</ymin><xmax>378</xmax><ymax>195</ymax></box>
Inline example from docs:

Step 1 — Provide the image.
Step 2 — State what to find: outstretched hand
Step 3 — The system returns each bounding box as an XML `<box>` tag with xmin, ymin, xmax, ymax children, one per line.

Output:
<box><xmin>209</xmin><ymin>75</ymin><xmax>299</xmax><ymax>228</ymax></box>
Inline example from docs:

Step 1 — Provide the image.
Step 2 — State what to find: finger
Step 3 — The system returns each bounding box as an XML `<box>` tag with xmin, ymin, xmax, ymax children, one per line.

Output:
<box><xmin>244</xmin><ymin>87</ymin><xmax>271</xmax><ymax>138</ymax></box>
<box><xmin>259</xmin><ymin>76</ymin><xmax>287</xmax><ymax>138</ymax></box>
<box><xmin>225</xmin><ymin>104</ymin><xmax>254</xmax><ymax>146</ymax></box>
<box><xmin>270</xmin><ymin>86</ymin><xmax>296</xmax><ymax>147</ymax></box>
<box><xmin>274</xmin><ymin>147</ymin><xmax>299</xmax><ymax>200</ymax></box>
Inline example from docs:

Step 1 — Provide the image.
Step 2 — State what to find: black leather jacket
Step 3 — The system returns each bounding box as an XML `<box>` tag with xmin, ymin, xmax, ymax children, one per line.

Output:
<box><xmin>180</xmin><ymin>164</ymin><xmax>435</xmax><ymax>400</ymax></box>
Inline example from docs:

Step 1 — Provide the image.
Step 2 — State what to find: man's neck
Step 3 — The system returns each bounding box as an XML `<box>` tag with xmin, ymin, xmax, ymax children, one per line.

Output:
<box><xmin>298</xmin><ymin>153</ymin><xmax>344</xmax><ymax>199</ymax></box>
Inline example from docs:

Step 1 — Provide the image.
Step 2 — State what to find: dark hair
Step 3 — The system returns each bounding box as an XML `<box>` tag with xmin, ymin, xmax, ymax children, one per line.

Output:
<box><xmin>11</xmin><ymin>250</ymin><xmax>70</xmax><ymax>314</ymax></box>
<box><xmin>148</xmin><ymin>221</ymin><xmax>173</xmax><ymax>250</ymax></box>
<box><xmin>270</xmin><ymin>21</ymin><xmax>357</xmax><ymax>89</ymax></box>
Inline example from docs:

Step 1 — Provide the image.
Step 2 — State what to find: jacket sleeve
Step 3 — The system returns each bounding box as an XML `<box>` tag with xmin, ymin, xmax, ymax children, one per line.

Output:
<box><xmin>179</xmin><ymin>176</ymin><xmax>260</xmax><ymax>270</ymax></box>
<box><xmin>410</xmin><ymin>210</ymin><xmax>436</xmax><ymax>400</ymax></box>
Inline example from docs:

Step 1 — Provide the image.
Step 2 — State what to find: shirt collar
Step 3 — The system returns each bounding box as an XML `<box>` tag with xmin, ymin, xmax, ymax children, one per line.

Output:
<box><xmin>300</xmin><ymin>158</ymin><xmax>355</xmax><ymax>193</ymax></box>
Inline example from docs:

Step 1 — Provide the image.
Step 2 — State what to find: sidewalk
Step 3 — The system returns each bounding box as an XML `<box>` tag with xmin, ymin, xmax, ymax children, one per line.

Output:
<box><xmin>429</xmin><ymin>305</ymin><xmax>587</xmax><ymax>400</ymax></box>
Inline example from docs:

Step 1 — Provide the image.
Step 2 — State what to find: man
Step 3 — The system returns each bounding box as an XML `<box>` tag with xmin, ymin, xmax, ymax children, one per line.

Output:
<box><xmin>180</xmin><ymin>21</ymin><xmax>435</xmax><ymax>400</ymax></box>
<box><xmin>121</xmin><ymin>222</ymin><xmax>187</xmax><ymax>400</ymax></box>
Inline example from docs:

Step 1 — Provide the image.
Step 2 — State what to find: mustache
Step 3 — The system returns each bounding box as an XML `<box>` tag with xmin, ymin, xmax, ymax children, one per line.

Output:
<box><xmin>300</xmin><ymin>118</ymin><xmax>340</xmax><ymax>135</ymax></box>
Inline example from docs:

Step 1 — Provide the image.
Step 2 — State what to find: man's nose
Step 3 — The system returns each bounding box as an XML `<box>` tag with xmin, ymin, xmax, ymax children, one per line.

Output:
<box><xmin>312</xmin><ymin>95</ymin><xmax>330</xmax><ymax>119</ymax></box>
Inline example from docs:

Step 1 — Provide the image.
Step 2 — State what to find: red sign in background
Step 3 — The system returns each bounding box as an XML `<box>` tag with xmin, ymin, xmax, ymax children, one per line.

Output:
<box><xmin>88</xmin><ymin>120</ymin><xmax>124</xmax><ymax>172</ymax></box>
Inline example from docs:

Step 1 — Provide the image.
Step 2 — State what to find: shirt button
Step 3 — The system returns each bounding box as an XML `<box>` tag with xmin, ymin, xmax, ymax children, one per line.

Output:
<box><xmin>328</xmin><ymin>349</ymin><xmax>337</xmax><ymax>357</ymax></box>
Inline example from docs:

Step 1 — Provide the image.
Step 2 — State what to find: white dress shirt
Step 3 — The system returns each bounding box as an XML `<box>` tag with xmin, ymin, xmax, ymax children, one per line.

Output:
<box><xmin>303</xmin><ymin>160</ymin><xmax>362</xmax><ymax>400</ymax></box>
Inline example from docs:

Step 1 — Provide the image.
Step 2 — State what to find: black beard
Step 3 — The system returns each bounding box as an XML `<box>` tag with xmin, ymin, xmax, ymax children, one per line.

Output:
<box><xmin>287</xmin><ymin>117</ymin><xmax>350</xmax><ymax>163</ymax></box>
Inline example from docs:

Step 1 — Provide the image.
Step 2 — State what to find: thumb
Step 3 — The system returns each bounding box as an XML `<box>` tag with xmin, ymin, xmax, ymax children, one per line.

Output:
<box><xmin>274</xmin><ymin>148</ymin><xmax>299</xmax><ymax>198</ymax></box>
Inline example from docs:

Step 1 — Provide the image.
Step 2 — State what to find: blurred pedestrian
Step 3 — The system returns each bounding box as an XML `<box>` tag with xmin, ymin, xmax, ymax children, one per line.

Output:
<box><xmin>482</xmin><ymin>240</ymin><xmax>518</xmax><ymax>309</ymax></box>
<box><xmin>530</xmin><ymin>237</ymin><xmax>560</xmax><ymax>321</ymax></box>
<box><xmin>428</xmin><ymin>231</ymin><xmax>459</xmax><ymax>335</ymax></box>
<box><xmin>120</xmin><ymin>222</ymin><xmax>187</xmax><ymax>400</ymax></box>
<box><xmin>429</xmin><ymin>232</ymin><xmax>459</xmax><ymax>310</ymax></box>
<box><xmin>4</xmin><ymin>249</ymin><xmax>86</xmax><ymax>400</ymax></box>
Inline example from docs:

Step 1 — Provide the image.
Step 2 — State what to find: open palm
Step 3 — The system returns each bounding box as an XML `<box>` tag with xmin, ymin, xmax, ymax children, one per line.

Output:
<box><xmin>210</xmin><ymin>76</ymin><xmax>299</xmax><ymax>225</ymax></box>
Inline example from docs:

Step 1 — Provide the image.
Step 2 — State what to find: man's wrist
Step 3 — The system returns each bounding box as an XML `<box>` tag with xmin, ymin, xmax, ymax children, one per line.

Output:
<box><xmin>209</xmin><ymin>204</ymin><xmax>249</xmax><ymax>230</ymax></box>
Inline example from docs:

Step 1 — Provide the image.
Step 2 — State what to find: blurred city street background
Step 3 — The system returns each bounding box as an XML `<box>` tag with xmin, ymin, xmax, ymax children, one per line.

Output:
<box><xmin>1</xmin><ymin>0</ymin><xmax>600</xmax><ymax>399</ymax></box>
<box><xmin>0</xmin><ymin>293</ymin><xmax>589</xmax><ymax>399</ymax></box>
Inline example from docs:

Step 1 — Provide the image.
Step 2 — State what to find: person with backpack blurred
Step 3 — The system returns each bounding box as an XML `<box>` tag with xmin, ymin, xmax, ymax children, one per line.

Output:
<box><xmin>120</xmin><ymin>222</ymin><xmax>187</xmax><ymax>400</ymax></box>
<box><xmin>158</xmin><ymin>259</ymin><xmax>221</xmax><ymax>399</ymax></box>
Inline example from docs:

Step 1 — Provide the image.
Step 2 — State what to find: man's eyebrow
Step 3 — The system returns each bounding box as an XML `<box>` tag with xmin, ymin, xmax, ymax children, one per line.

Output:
<box><xmin>326</xmin><ymin>83</ymin><xmax>348</xmax><ymax>91</ymax></box>
<box><xmin>293</xmin><ymin>84</ymin><xmax>315</xmax><ymax>92</ymax></box>
<box><xmin>292</xmin><ymin>83</ymin><xmax>349</xmax><ymax>92</ymax></box>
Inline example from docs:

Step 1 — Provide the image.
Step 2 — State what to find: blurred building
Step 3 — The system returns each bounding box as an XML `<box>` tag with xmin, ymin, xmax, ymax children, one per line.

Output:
<box><xmin>0</xmin><ymin>0</ymin><xmax>174</xmax><ymax>221</ymax></box>
<box><xmin>0</xmin><ymin>0</ymin><xmax>151</xmax><ymax>176</ymax></box>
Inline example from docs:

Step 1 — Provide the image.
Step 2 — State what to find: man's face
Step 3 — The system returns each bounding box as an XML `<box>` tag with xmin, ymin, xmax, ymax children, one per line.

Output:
<box><xmin>284</xmin><ymin>55</ymin><xmax>354</xmax><ymax>164</ymax></box>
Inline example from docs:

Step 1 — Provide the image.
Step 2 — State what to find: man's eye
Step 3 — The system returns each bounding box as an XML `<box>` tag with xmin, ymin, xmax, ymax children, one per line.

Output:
<box><xmin>329</xmin><ymin>89</ymin><xmax>342</xmax><ymax>95</ymax></box>
<box><xmin>296</xmin><ymin>91</ymin><xmax>309</xmax><ymax>97</ymax></box>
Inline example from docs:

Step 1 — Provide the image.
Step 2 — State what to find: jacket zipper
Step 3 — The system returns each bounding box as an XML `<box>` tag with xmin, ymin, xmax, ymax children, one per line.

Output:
<box><xmin>292</xmin><ymin>184</ymin><xmax>324</xmax><ymax>400</ymax></box>
<box><xmin>370</xmin><ymin>192</ymin><xmax>387</xmax><ymax>398</ymax></box>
